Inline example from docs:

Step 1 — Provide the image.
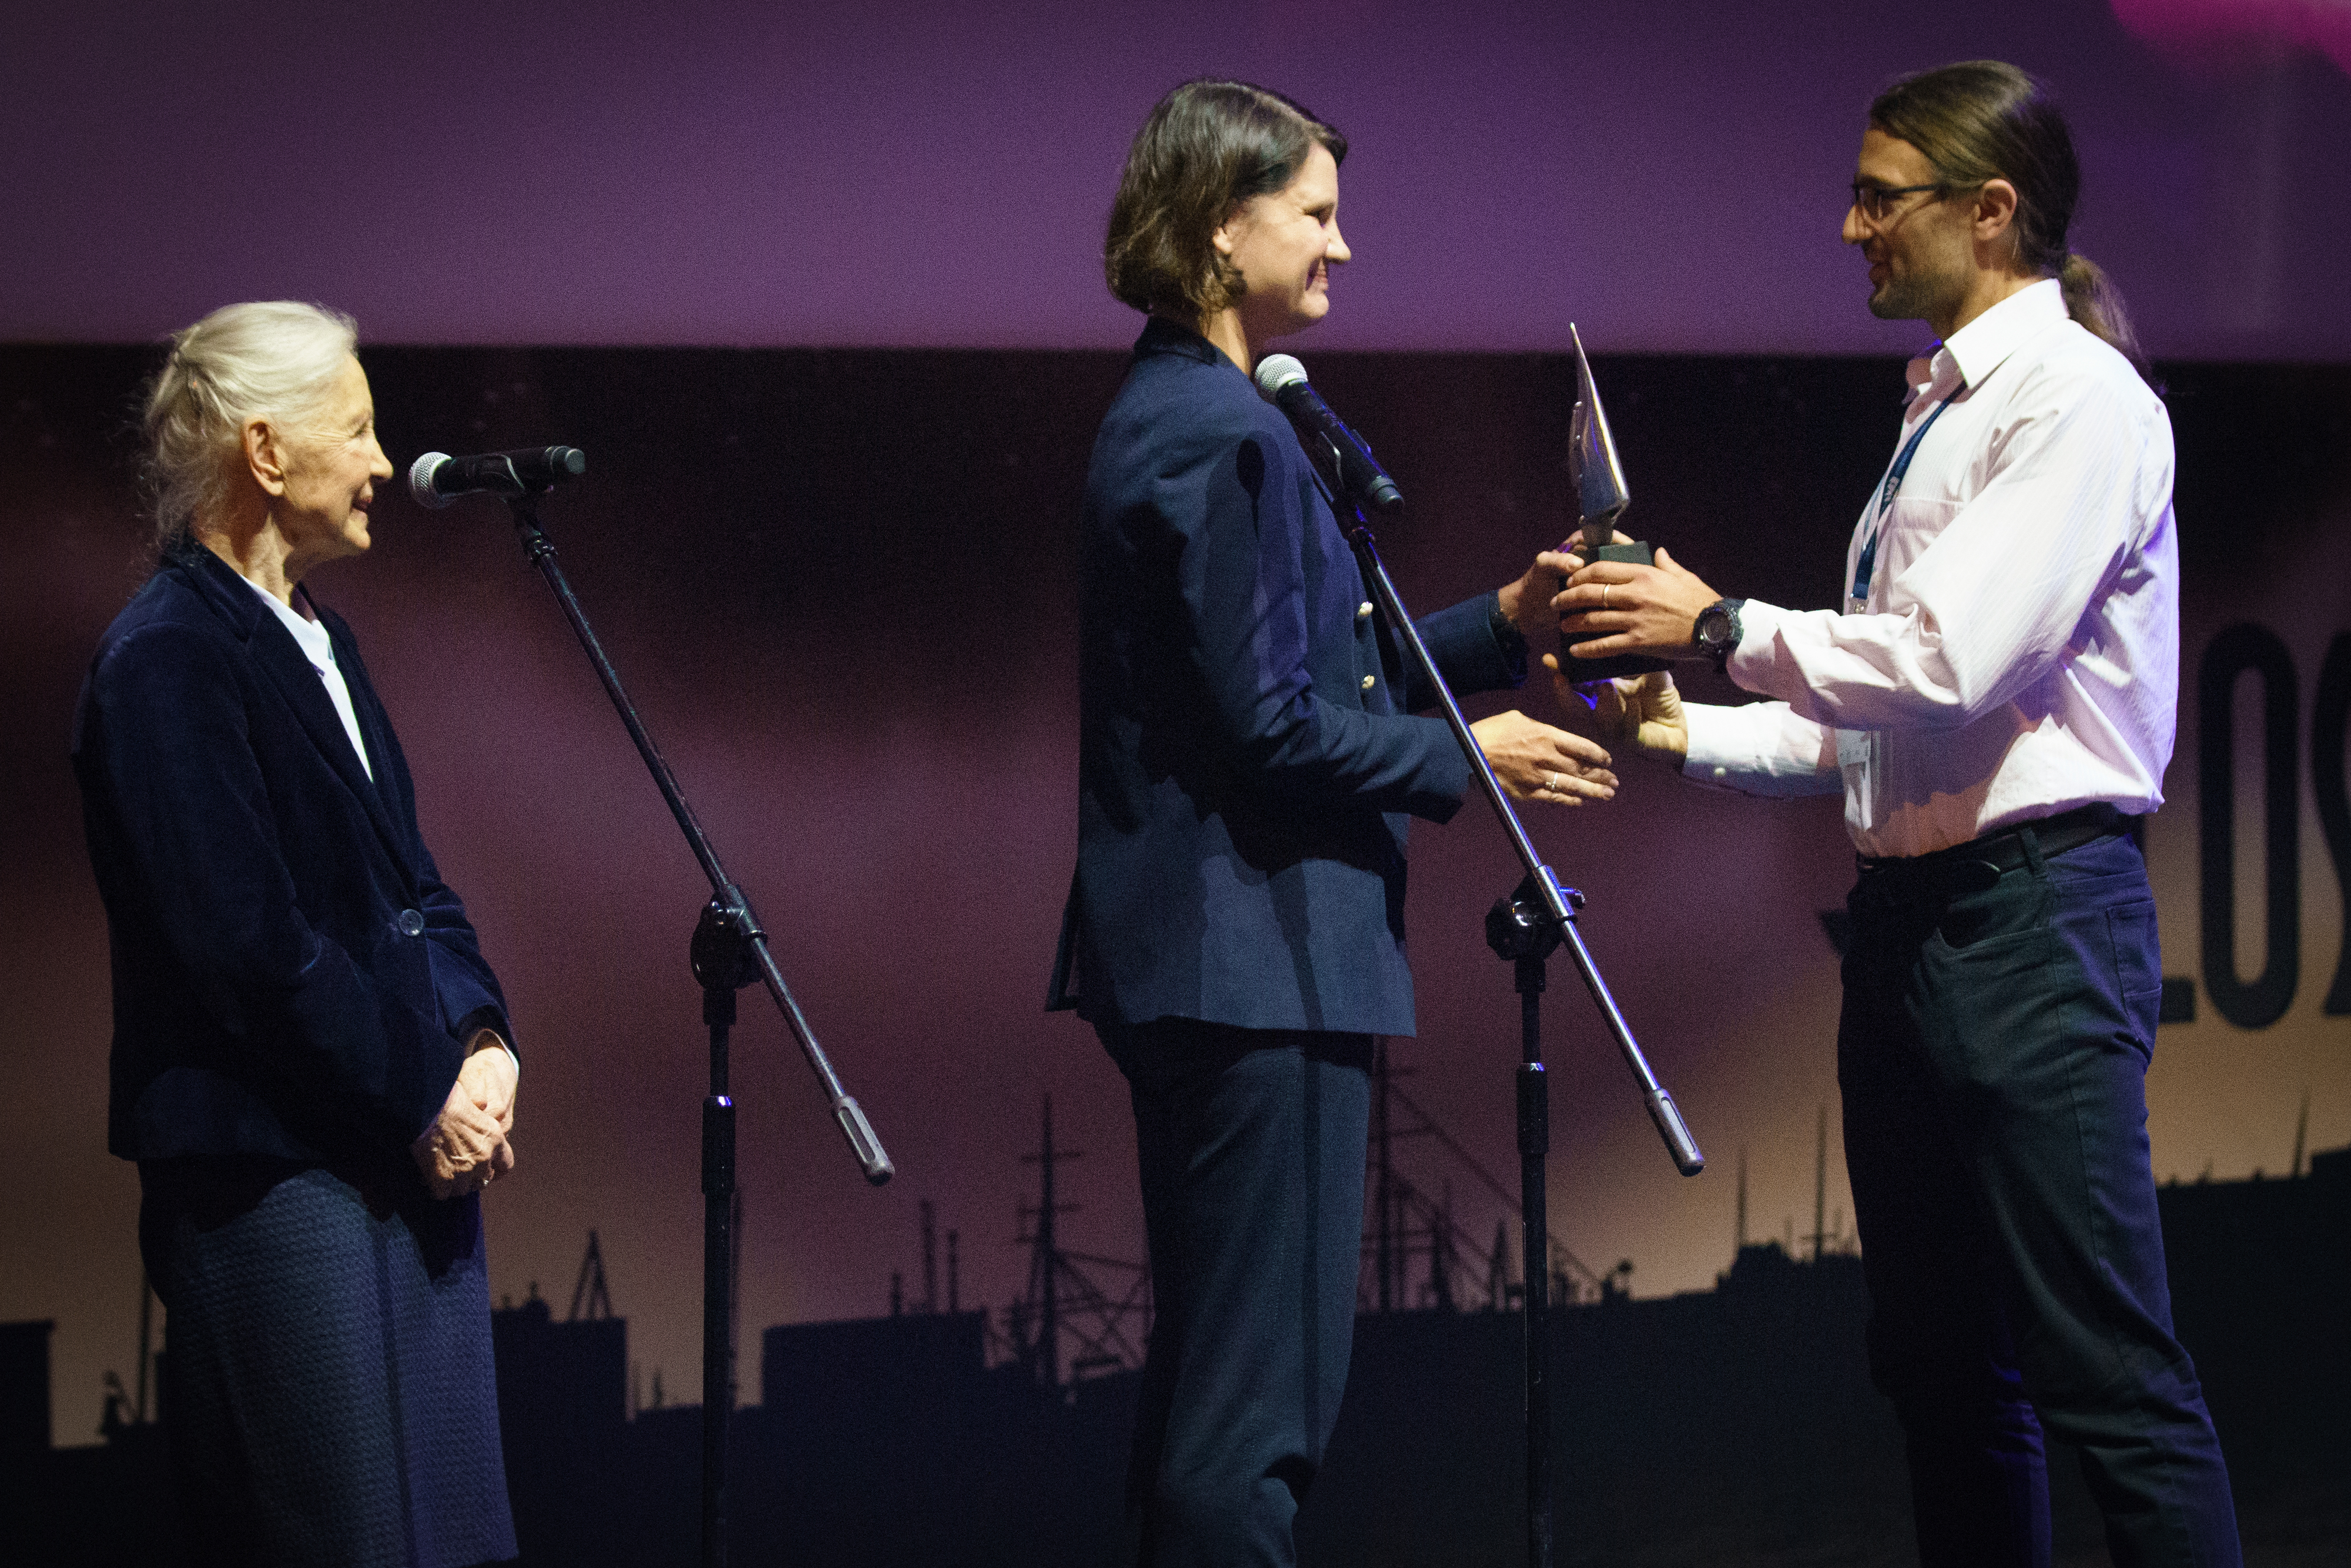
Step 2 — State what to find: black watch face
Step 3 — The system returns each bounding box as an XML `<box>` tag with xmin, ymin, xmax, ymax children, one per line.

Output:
<box><xmin>1697</xmin><ymin>607</ymin><xmax>1732</xmax><ymax>651</ymax></box>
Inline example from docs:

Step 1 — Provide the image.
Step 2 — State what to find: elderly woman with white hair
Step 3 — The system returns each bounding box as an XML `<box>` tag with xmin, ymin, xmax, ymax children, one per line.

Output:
<box><xmin>72</xmin><ymin>301</ymin><xmax>522</xmax><ymax>1567</ymax></box>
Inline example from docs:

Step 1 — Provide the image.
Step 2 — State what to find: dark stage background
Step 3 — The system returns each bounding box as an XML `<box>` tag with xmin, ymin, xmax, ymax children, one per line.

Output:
<box><xmin>4</xmin><ymin>340</ymin><xmax>2346</xmax><ymax>1468</ymax></box>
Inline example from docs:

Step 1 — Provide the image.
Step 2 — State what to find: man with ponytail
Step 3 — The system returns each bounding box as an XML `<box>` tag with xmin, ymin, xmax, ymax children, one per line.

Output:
<box><xmin>1551</xmin><ymin>61</ymin><xmax>2240</xmax><ymax>1567</ymax></box>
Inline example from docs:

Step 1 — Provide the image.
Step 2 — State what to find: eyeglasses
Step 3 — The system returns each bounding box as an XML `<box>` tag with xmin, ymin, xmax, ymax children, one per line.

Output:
<box><xmin>1848</xmin><ymin>181</ymin><xmax>1950</xmax><ymax>223</ymax></box>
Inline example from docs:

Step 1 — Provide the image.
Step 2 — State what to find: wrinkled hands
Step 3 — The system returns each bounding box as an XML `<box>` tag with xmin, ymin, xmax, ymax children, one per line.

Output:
<box><xmin>411</xmin><ymin>1030</ymin><xmax>518</xmax><ymax>1200</ymax></box>
<box><xmin>1469</xmin><ymin>709</ymin><xmax>1616</xmax><ymax>805</ymax></box>
<box><xmin>458</xmin><ymin>1033</ymin><xmax>517</xmax><ymax>1130</ymax></box>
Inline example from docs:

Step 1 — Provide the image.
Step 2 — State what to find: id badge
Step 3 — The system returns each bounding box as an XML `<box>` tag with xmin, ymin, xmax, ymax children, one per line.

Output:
<box><xmin>1836</xmin><ymin>727</ymin><xmax>1870</xmax><ymax>769</ymax></box>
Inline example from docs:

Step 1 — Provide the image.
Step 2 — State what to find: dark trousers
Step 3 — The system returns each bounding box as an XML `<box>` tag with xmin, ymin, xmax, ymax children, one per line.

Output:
<box><xmin>140</xmin><ymin>1156</ymin><xmax>515</xmax><ymax>1568</ymax></box>
<box><xmin>1838</xmin><ymin>826</ymin><xmax>2240</xmax><ymax>1568</ymax></box>
<box><xmin>1100</xmin><ymin>1017</ymin><xmax>1374</xmax><ymax>1568</ymax></box>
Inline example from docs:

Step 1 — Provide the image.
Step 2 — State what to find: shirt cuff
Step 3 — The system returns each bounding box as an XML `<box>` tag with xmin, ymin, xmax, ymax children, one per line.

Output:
<box><xmin>1721</xmin><ymin>598</ymin><xmax>1793</xmax><ymax>698</ymax></box>
<box><xmin>1681</xmin><ymin>698</ymin><xmax>1844</xmax><ymax>798</ymax></box>
<box><xmin>456</xmin><ymin>1005</ymin><xmax>518</xmax><ymax>1074</ymax></box>
<box><xmin>1681</xmin><ymin>703</ymin><xmax>1748</xmax><ymax>788</ymax></box>
<box><xmin>470</xmin><ymin>1031</ymin><xmax>520</xmax><ymax>1074</ymax></box>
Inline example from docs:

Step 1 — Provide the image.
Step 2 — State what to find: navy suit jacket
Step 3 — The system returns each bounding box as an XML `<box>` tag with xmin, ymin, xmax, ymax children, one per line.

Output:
<box><xmin>1050</xmin><ymin>320</ymin><xmax>1523</xmax><ymax>1036</ymax></box>
<box><xmin>73</xmin><ymin>546</ymin><xmax>513</xmax><ymax>1168</ymax></box>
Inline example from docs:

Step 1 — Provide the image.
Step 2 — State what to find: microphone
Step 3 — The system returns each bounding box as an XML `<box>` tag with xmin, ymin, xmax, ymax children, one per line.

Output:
<box><xmin>1252</xmin><ymin>355</ymin><xmax>1404</xmax><ymax>517</ymax></box>
<box><xmin>408</xmin><ymin>447</ymin><xmax>587</xmax><ymax>509</ymax></box>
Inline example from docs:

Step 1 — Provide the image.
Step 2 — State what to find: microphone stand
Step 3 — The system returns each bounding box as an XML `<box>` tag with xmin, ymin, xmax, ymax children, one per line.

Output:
<box><xmin>1307</xmin><ymin>441</ymin><xmax>1702</xmax><ymax>1568</ymax></box>
<box><xmin>500</xmin><ymin>487</ymin><xmax>893</xmax><ymax>1568</ymax></box>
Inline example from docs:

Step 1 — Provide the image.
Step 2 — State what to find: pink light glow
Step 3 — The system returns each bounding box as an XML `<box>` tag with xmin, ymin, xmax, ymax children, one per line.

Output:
<box><xmin>2111</xmin><ymin>0</ymin><xmax>2351</xmax><ymax>75</ymax></box>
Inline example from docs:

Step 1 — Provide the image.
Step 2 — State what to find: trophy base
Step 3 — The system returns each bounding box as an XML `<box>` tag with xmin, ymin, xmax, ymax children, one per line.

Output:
<box><xmin>1561</xmin><ymin>538</ymin><xmax>1673</xmax><ymax>682</ymax></box>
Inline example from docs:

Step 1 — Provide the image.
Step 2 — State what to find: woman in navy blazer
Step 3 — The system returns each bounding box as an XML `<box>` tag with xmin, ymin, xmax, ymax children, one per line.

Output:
<box><xmin>1052</xmin><ymin>82</ymin><xmax>1615</xmax><ymax>1565</ymax></box>
<box><xmin>73</xmin><ymin>302</ymin><xmax>520</xmax><ymax>1567</ymax></box>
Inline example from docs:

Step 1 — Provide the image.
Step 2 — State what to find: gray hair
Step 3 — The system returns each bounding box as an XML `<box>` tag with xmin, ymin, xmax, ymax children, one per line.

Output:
<box><xmin>142</xmin><ymin>300</ymin><xmax>360</xmax><ymax>551</ymax></box>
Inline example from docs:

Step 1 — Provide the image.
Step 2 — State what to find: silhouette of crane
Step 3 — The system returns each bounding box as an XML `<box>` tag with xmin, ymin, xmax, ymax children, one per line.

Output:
<box><xmin>570</xmin><ymin>1229</ymin><xmax>615</xmax><ymax>1322</ymax></box>
<box><xmin>1006</xmin><ymin>1094</ymin><xmax>1151</xmax><ymax>1388</ymax></box>
<box><xmin>1365</xmin><ymin>1042</ymin><xmax>1607</xmax><ymax>1310</ymax></box>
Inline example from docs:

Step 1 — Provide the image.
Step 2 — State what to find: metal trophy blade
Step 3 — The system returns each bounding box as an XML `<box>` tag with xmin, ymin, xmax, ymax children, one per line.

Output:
<box><xmin>1569</xmin><ymin>323</ymin><xmax>1631</xmax><ymax>551</ymax></box>
<box><xmin>1562</xmin><ymin>324</ymin><xmax>1669</xmax><ymax>679</ymax></box>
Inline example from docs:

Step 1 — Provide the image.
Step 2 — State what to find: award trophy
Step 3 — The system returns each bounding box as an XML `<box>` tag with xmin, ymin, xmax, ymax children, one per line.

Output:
<box><xmin>1560</xmin><ymin>324</ymin><xmax>1670</xmax><ymax>682</ymax></box>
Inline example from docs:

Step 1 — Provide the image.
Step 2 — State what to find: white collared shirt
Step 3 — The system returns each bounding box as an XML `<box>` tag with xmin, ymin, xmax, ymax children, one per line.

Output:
<box><xmin>245</xmin><ymin>576</ymin><xmax>374</xmax><ymax>782</ymax></box>
<box><xmin>1682</xmin><ymin>279</ymin><xmax>2178</xmax><ymax>857</ymax></box>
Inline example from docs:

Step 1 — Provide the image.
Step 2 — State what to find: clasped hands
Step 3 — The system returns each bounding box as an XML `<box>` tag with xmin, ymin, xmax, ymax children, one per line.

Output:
<box><xmin>411</xmin><ymin>1029</ymin><xmax>518</xmax><ymax>1200</ymax></box>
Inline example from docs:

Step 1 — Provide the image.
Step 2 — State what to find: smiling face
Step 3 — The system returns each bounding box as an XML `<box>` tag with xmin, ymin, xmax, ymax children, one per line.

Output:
<box><xmin>1842</xmin><ymin>126</ymin><xmax>1975</xmax><ymax>330</ymax></box>
<box><xmin>1214</xmin><ymin>140</ymin><xmax>1350</xmax><ymax>348</ymax></box>
<box><xmin>259</xmin><ymin>354</ymin><xmax>393</xmax><ymax>574</ymax></box>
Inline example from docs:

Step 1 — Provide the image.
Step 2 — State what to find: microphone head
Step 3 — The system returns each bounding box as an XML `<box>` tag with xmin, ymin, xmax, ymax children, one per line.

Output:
<box><xmin>1254</xmin><ymin>354</ymin><xmax>1309</xmax><ymax>399</ymax></box>
<box><xmin>407</xmin><ymin>451</ymin><xmax>456</xmax><ymax>510</ymax></box>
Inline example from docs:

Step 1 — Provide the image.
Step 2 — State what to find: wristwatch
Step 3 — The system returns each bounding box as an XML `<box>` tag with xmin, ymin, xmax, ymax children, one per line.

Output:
<box><xmin>1692</xmin><ymin>598</ymin><xmax>1746</xmax><ymax>670</ymax></box>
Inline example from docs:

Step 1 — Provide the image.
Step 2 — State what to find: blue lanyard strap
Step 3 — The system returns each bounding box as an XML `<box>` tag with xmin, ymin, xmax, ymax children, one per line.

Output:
<box><xmin>1850</xmin><ymin>394</ymin><xmax>1954</xmax><ymax>605</ymax></box>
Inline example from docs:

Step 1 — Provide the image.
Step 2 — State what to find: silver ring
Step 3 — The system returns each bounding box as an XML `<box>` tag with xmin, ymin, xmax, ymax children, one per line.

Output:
<box><xmin>1546</xmin><ymin>772</ymin><xmax>1560</xmax><ymax>793</ymax></box>
<box><xmin>1602</xmin><ymin>584</ymin><xmax>1612</xmax><ymax>610</ymax></box>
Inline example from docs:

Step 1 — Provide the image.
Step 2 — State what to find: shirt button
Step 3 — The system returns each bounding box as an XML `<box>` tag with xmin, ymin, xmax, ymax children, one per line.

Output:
<box><xmin>1357</xmin><ymin>601</ymin><xmax>1374</xmax><ymax>619</ymax></box>
<box><xmin>397</xmin><ymin>908</ymin><xmax>425</xmax><ymax>937</ymax></box>
<box><xmin>1712</xmin><ymin>767</ymin><xmax>1729</xmax><ymax>780</ymax></box>
<box><xmin>1361</xmin><ymin>675</ymin><xmax>1376</xmax><ymax>691</ymax></box>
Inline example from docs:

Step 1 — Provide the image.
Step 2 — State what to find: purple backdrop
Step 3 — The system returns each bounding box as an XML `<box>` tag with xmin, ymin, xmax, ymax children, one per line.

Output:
<box><xmin>3</xmin><ymin>0</ymin><xmax>2348</xmax><ymax>356</ymax></box>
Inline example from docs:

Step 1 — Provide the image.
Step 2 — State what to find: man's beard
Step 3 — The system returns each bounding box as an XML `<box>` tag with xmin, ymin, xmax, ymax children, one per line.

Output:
<box><xmin>1867</xmin><ymin>264</ymin><xmax>1958</xmax><ymax>325</ymax></box>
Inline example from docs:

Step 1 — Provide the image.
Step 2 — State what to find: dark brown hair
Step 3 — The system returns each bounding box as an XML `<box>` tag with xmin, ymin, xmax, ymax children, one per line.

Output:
<box><xmin>1870</xmin><ymin>61</ymin><xmax>2151</xmax><ymax>381</ymax></box>
<box><xmin>1104</xmin><ymin>79</ymin><xmax>1346</xmax><ymax>323</ymax></box>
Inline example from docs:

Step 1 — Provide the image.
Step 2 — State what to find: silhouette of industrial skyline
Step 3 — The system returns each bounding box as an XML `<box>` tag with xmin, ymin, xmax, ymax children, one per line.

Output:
<box><xmin>8</xmin><ymin>1105</ymin><xmax>2346</xmax><ymax>1567</ymax></box>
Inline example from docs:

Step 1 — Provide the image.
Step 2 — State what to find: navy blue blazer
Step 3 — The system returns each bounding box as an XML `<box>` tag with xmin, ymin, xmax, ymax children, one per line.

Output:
<box><xmin>73</xmin><ymin>546</ymin><xmax>513</xmax><ymax>1168</ymax></box>
<box><xmin>1050</xmin><ymin>319</ymin><xmax>1523</xmax><ymax>1036</ymax></box>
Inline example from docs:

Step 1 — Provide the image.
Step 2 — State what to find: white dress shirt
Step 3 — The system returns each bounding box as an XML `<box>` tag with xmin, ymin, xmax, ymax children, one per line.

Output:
<box><xmin>1682</xmin><ymin>279</ymin><xmax>2179</xmax><ymax>858</ymax></box>
<box><xmin>246</xmin><ymin>576</ymin><xmax>373</xmax><ymax>782</ymax></box>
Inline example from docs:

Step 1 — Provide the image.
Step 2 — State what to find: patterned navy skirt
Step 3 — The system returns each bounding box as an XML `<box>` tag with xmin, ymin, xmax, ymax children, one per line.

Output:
<box><xmin>139</xmin><ymin>1156</ymin><xmax>516</xmax><ymax>1568</ymax></box>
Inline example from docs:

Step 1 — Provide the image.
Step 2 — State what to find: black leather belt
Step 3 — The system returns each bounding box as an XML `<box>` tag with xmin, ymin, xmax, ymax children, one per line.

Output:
<box><xmin>1856</xmin><ymin>802</ymin><xmax>2135</xmax><ymax>887</ymax></box>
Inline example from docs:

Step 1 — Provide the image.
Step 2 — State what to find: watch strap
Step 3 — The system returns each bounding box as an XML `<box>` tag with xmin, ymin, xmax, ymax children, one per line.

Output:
<box><xmin>1696</xmin><ymin>597</ymin><xmax>1746</xmax><ymax>672</ymax></box>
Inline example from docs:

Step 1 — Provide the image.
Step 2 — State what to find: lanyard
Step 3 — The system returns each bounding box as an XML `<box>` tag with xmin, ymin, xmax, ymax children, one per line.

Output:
<box><xmin>1849</xmin><ymin>394</ymin><xmax>1954</xmax><ymax>606</ymax></box>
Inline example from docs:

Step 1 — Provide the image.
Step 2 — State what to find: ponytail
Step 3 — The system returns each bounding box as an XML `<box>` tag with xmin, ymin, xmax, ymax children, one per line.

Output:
<box><xmin>2058</xmin><ymin>252</ymin><xmax>2154</xmax><ymax>386</ymax></box>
